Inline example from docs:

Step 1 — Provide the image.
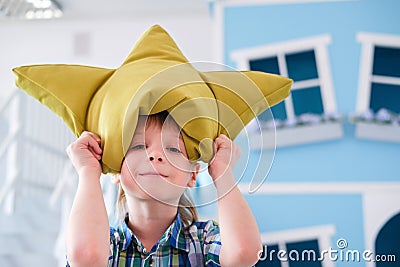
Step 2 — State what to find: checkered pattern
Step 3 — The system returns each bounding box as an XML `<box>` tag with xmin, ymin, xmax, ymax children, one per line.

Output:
<box><xmin>107</xmin><ymin>214</ymin><xmax>221</xmax><ymax>267</ymax></box>
<box><xmin>67</xmin><ymin>214</ymin><xmax>221</xmax><ymax>267</ymax></box>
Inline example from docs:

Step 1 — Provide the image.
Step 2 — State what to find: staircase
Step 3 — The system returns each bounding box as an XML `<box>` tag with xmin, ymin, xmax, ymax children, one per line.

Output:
<box><xmin>0</xmin><ymin>194</ymin><xmax>61</xmax><ymax>267</ymax></box>
<box><xmin>0</xmin><ymin>91</ymin><xmax>76</xmax><ymax>267</ymax></box>
<box><xmin>0</xmin><ymin>91</ymin><xmax>120</xmax><ymax>267</ymax></box>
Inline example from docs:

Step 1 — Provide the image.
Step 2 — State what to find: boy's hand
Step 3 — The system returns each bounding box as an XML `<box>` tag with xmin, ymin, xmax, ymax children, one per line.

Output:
<box><xmin>208</xmin><ymin>134</ymin><xmax>241</xmax><ymax>182</ymax></box>
<box><xmin>66</xmin><ymin>131</ymin><xmax>103</xmax><ymax>177</ymax></box>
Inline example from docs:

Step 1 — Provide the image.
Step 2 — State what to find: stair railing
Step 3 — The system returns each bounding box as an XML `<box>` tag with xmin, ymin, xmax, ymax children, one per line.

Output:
<box><xmin>0</xmin><ymin>91</ymin><xmax>21</xmax><ymax>215</ymax></box>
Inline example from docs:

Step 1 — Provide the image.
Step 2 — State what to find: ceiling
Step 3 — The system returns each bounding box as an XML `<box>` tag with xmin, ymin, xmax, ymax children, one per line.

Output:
<box><xmin>52</xmin><ymin>0</ymin><xmax>209</xmax><ymax>20</ymax></box>
<box><xmin>0</xmin><ymin>0</ymin><xmax>210</xmax><ymax>20</ymax></box>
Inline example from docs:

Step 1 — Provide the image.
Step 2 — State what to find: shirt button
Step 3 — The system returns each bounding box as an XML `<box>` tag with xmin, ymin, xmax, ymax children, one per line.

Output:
<box><xmin>149</xmin><ymin>258</ymin><xmax>154</xmax><ymax>267</ymax></box>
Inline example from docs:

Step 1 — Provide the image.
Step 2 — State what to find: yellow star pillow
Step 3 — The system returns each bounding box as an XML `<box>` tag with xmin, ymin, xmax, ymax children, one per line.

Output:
<box><xmin>13</xmin><ymin>25</ymin><xmax>292</xmax><ymax>174</ymax></box>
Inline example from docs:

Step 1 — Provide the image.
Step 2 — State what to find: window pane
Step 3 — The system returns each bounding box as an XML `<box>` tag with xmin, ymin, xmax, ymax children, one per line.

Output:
<box><xmin>250</xmin><ymin>57</ymin><xmax>287</xmax><ymax>122</ymax></box>
<box><xmin>286</xmin><ymin>239</ymin><xmax>322</xmax><ymax>267</ymax></box>
<box><xmin>256</xmin><ymin>244</ymin><xmax>281</xmax><ymax>267</ymax></box>
<box><xmin>258</xmin><ymin>101</ymin><xmax>287</xmax><ymax>121</ymax></box>
<box><xmin>373</xmin><ymin>46</ymin><xmax>400</xmax><ymax>78</ymax></box>
<box><xmin>250</xmin><ymin>56</ymin><xmax>280</xmax><ymax>75</ymax></box>
<box><xmin>370</xmin><ymin>83</ymin><xmax>400</xmax><ymax>113</ymax></box>
<box><xmin>375</xmin><ymin>213</ymin><xmax>400</xmax><ymax>267</ymax></box>
<box><xmin>286</xmin><ymin>50</ymin><xmax>318</xmax><ymax>82</ymax></box>
<box><xmin>292</xmin><ymin>86</ymin><xmax>324</xmax><ymax>115</ymax></box>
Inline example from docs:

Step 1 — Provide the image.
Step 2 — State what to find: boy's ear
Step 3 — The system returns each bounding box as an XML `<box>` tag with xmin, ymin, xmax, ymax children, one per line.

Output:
<box><xmin>187</xmin><ymin>163</ymin><xmax>200</xmax><ymax>188</ymax></box>
<box><xmin>111</xmin><ymin>174</ymin><xmax>121</xmax><ymax>184</ymax></box>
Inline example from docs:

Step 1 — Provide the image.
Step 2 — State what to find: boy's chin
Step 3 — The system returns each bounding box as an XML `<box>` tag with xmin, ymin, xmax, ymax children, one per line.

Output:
<box><xmin>130</xmin><ymin>187</ymin><xmax>185</xmax><ymax>206</ymax></box>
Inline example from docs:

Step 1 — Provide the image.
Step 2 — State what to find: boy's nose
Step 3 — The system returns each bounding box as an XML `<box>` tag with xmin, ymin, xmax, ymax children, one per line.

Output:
<box><xmin>148</xmin><ymin>149</ymin><xmax>164</xmax><ymax>162</ymax></box>
<box><xmin>149</xmin><ymin>155</ymin><xmax>163</xmax><ymax>162</ymax></box>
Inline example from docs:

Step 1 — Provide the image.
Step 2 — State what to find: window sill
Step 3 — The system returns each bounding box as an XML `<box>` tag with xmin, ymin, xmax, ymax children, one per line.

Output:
<box><xmin>249</xmin><ymin>121</ymin><xmax>343</xmax><ymax>149</ymax></box>
<box><xmin>355</xmin><ymin>122</ymin><xmax>400</xmax><ymax>143</ymax></box>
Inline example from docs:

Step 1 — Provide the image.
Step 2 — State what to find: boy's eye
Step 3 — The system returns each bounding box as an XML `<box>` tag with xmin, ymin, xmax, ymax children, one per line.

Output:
<box><xmin>130</xmin><ymin>144</ymin><xmax>146</xmax><ymax>150</ymax></box>
<box><xmin>166</xmin><ymin>147</ymin><xmax>182</xmax><ymax>153</ymax></box>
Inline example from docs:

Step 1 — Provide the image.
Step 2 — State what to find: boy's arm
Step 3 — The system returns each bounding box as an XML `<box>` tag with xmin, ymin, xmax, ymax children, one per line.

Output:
<box><xmin>66</xmin><ymin>131</ymin><xmax>109</xmax><ymax>267</ymax></box>
<box><xmin>209</xmin><ymin>134</ymin><xmax>262</xmax><ymax>267</ymax></box>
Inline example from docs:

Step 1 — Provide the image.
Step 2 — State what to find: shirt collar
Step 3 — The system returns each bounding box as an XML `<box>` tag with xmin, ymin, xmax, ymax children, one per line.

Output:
<box><xmin>119</xmin><ymin>213</ymin><xmax>189</xmax><ymax>252</ymax></box>
<box><xmin>169</xmin><ymin>213</ymin><xmax>189</xmax><ymax>252</ymax></box>
<box><xmin>119</xmin><ymin>216</ymin><xmax>133</xmax><ymax>251</ymax></box>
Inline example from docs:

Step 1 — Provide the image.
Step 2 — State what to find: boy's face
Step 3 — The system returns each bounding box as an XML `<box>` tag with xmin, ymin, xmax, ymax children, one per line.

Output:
<box><xmin>120</xmin><ymin>116</ymin><xmax>198</xmax><ymax>205</ymax></box>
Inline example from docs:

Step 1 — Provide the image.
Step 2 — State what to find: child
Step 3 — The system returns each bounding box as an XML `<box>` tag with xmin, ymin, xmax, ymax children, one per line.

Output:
<box><xmin>13</xmin><ymin>24</ymin><xmax>291</xmax><ymax>266</ymax></box>
<box><xmin>65</xmin><ymin>111</ymin><xmax>262</xmax><ymax>267</ymax></box>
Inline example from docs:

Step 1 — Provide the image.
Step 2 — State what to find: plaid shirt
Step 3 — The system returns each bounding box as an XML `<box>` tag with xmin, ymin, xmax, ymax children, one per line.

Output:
<box><xmin>66</xmin><ymin>214</ymin><xmax>220</xmax><ymax>267</ymax></box>
<box><xmin>107</xmin><ymin>214</ymin><xmax>221</xmax><ymax>267</ymax></box>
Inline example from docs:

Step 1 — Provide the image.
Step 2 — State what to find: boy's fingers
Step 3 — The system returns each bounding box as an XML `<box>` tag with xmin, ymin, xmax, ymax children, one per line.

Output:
<box><xmin>88</xmin><ymin>146</ymin><xmax>102</xmax><ymax>160</ymax></box>
<box><xmin>66</xmin><ymin>138</ymin><xmax>101</xmax><ymax>160</ymax></box>
<box><xmin>80</xmin><ymin>131</ymin><xmax>102</xmax><ymax>154</ymax></box>
<box><xmin>215</xmin><ymin>134</ymin><xmax>232</xmax><ymax>149</ymax></box>
<box><xmin>219</xmin><ymin>134</ymin><xmax>229</xmax><ymax>140</ymax></box>
<box><xmin>82</xmin><ymin>131</ymin><xmax>101</xmax><ymax>143</ymax></box>
<box><xmin>87</xmin><ymin>137</ymin><xmax>102</xmax><ymax>154</ymax></box>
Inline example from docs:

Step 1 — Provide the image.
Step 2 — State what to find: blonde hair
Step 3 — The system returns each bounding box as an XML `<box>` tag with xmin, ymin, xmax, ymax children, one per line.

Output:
<box><xmin>115</xmin><ymin>111</ymin><xmax>199</xmax><ymax>228</ymax></box>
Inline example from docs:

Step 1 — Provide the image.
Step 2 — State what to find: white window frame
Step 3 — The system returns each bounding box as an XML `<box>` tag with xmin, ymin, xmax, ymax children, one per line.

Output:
<box><xmin>239</xmin><ymin>181</ymin><xmax>400</xmax><ymax>267</ymax></box>
<box><xmin>355</xmin><ymin>32</ymin><xmax>400</xmax><ymax>143</ymax></box>
<box><xmin>232</xmin><ymin>34</ymin><xmax>336</xmax><ymax>118</ymax></box>
<box><xmin>230</xmin><ymin>35</ymin><xmax>343</xmax><ymax>149</ymax></box>
<box><xmin>259</xmin><ymin>224</ymin><xmax>336</xmax><ymax>267</ymax></box>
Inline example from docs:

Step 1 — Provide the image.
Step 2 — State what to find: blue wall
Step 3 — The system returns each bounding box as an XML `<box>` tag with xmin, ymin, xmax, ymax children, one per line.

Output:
<box><xmin>221</xmin><ymin>1</ymin><xmax>400</xmax><ymax>266</ymax></box>
<box><xmin>223</xmin><ymin>0</ymin><xmax>400</xmax><ymax>182</ymax></box>
<box><xmin>225</xmin><ymin>0</ymin><xmax>400</xmax><ymax>114</ymax></box>
<box><xmin>245</xmin><ymin>193</ymin><xmax>365</xmax><ymax>267</ymax></box>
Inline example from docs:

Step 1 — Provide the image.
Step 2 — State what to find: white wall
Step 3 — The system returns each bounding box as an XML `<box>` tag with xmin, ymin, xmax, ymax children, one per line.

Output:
<box><xmin>0</xmin><ymin>12</ymin><xmax>214</xmax><ymax>203</ymax></box>
<box><xmin>0</xmin><ymin>14</ymin><xmax>214</xmax><ymax>265</ymax></box>
<box><xmin>0</xmin><ymin>13</ymin><xmax>214</xmax><ymax>100</ymax></box>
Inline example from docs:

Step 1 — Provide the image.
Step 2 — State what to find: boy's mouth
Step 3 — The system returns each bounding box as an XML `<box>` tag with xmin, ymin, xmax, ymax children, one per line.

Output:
<box><xmin>140</xmin><ymin>172</ymin><xmax>168</xmax><ymax>178</ymax></box>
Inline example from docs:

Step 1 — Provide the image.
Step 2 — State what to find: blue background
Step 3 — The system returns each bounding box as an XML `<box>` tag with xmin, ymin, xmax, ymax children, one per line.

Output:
<box><xmin>218</xmin><ymin>1</ymin><xmax>400</xmax><ymax>266</ymax></box>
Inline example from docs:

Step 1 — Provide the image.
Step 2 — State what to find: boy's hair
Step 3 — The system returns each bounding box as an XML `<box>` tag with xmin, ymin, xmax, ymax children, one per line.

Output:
<box><xmin>116</xmin><ymin>111</ymin><xmax>199</xmax><ymax>227</ymax></box>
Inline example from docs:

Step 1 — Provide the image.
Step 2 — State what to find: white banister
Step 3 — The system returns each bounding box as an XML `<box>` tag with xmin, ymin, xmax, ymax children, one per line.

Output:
<box><xmin>51</xmin><ymin>160</ymin><xmax>77</xmax><ymax>267</ymax></box>
<box><xmin>0</xmin><ymin>91</ymin><xmax>21</xmax><ymax>215</ymax></box>
<box><xmin>0</xmin><ymin>91</ymin><xmax>17</xmax><ymax>115</ymax></box>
